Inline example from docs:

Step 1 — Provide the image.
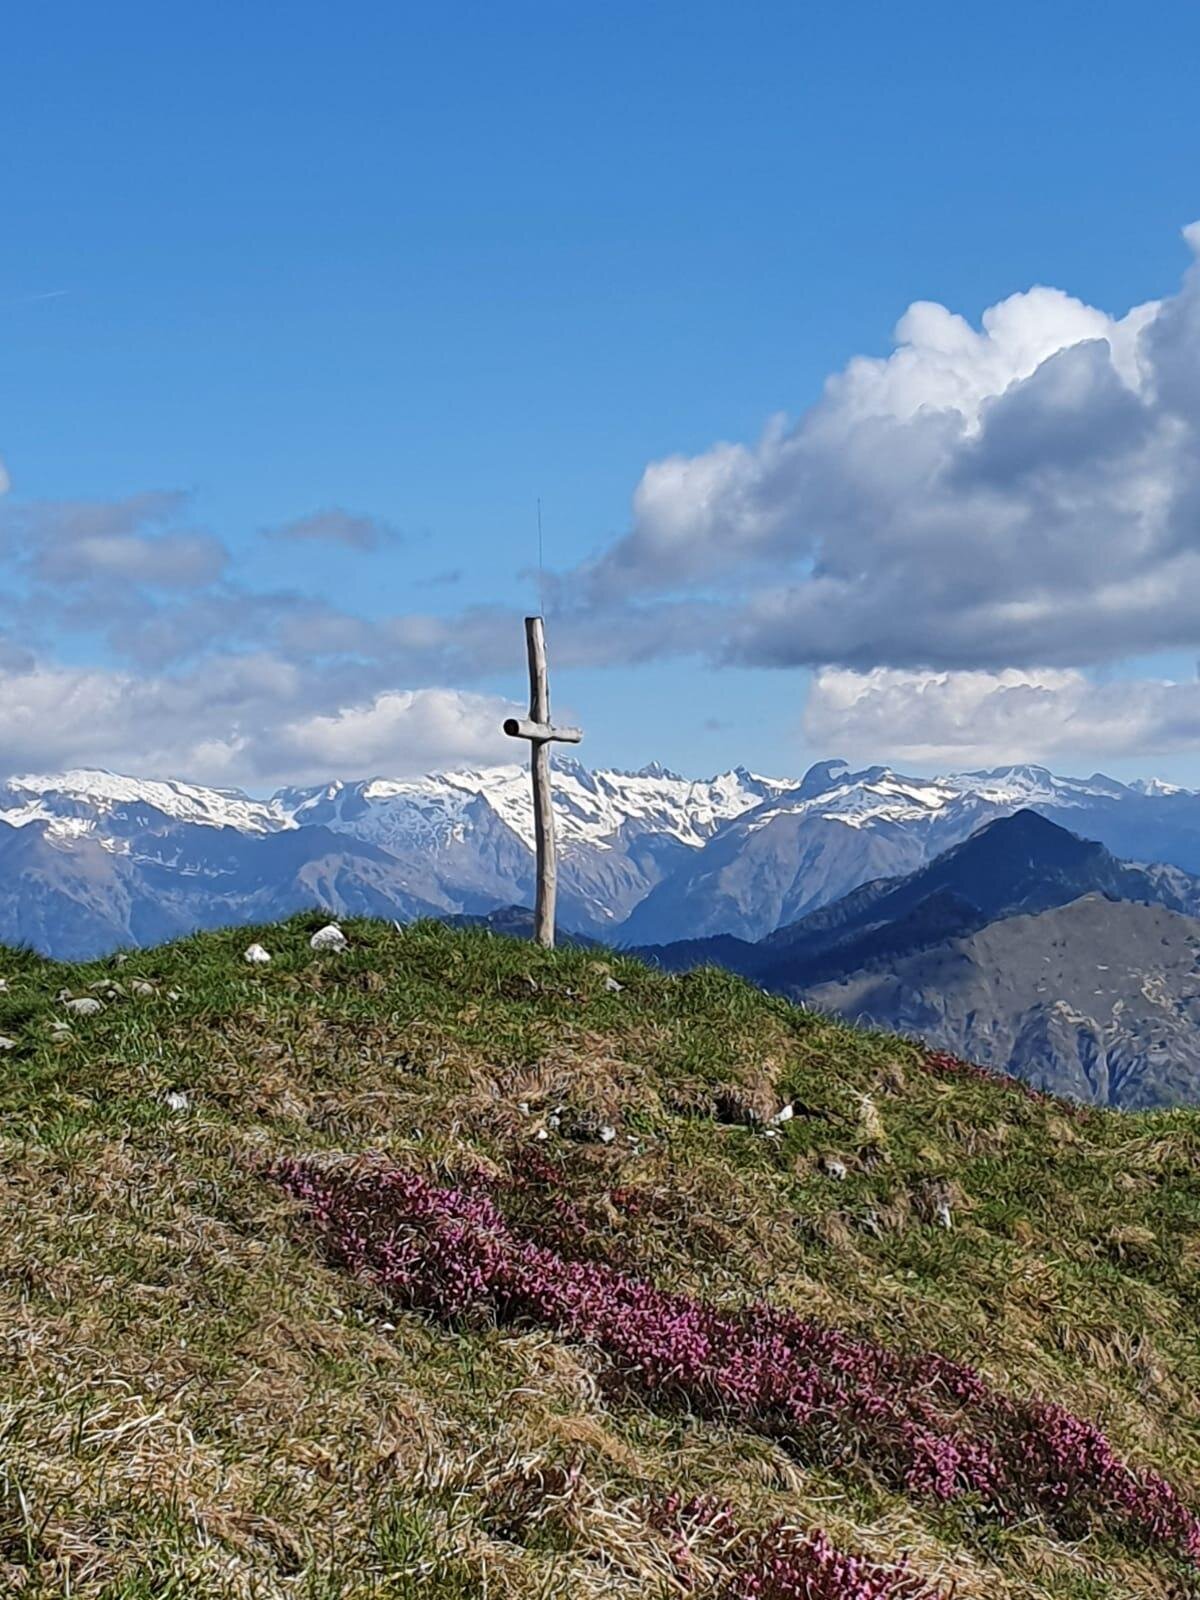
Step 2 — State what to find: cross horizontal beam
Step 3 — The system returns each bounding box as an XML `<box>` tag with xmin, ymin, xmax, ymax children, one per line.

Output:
<box><xmin>502</xmin><ymin>716</ymin><xmax>583</xmax><ymax>744</ymax></box>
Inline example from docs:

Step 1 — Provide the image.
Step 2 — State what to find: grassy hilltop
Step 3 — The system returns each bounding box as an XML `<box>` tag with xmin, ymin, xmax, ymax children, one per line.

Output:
<box><xmin>2</xmin><ymin>916</ymin><xmax>1200</xmax><ymax>1598</ymax></box>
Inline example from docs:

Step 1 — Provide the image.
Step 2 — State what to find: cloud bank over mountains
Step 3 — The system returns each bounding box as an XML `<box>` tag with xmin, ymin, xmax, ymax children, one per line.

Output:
<box><xmin>0</xmin><ymin>657</ymin><xmax>517</xmax><ymax>787</ymax></box>
<box><xmin>5</xmin><ymin>223</ymin><xmax>1200</xmax><ymax>782</ymax></box>
<box><xmin>803</xmin><ymin>667</ymin><xmax>1200</xmax><ymax>768</ymax></box>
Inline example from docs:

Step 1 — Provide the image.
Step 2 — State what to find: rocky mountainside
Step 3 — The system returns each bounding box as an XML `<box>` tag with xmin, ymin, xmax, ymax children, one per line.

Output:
<box><xmin>754</xmin><ymin>809</ymin><xmax>1200</xmax><ymax>986</ymax></box>
<box><xmin>8</xmin><ymin>758</ymin><xmax>1200</xmax><ymax>958</ymax></box>
<box><xmin>619</xmin><ymin>760</ymin><xmax>1200</xmax><ymax>944</ymax></box>
<box><xmin>805</xmin><ymin>895</ymin><xmax>1200</xmax><ymax>1110</ymax></box>
<box><xmin>0</xmin><ymin>815</ymin><xmax>443</xmax><ymax>962</ymax></box>
<box><xmin>273</xmin><ymin>761</ymin><xmax>790</xmax><ymax>935</ymax></box>
<box><xmin>0</xmin><ymin>763</ymin><xmax>789</xmax><ymax>956</ymax></box>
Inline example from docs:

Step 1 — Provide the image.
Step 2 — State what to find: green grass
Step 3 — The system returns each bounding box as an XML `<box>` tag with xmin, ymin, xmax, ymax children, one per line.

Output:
<box><xmin>0</xmin><ymin>911</ymin><xmax>1198</xmax><ymax>1596</ymax></box>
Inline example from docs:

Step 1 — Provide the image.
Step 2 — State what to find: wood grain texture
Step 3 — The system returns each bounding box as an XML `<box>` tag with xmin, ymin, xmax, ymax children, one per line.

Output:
<box><xmin>501</xmin><ymin>616</ymin><xmax>582</xmax><ymax>948</ymax></box>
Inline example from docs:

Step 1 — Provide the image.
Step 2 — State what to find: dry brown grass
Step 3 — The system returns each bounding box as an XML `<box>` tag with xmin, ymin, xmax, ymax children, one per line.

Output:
<box><xmin>0</xmin><ymin>915</ymin><xmax>1197</xmax><ymax>1596</ymax></box>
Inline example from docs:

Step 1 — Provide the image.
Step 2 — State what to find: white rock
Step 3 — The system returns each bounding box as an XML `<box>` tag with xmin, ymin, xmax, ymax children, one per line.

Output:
<box><xmin>935</xmin><ymin>1200</ymin><xmax>954</xmax><ymax>1230</ymax></box>
<box><xmin>64</xmin><ymin>996</ymin><xmax>103</xmax><ymax>1017</ymax></box>
<box><xmin>309</xmin><ymin>923</ymin><xmax>348</xmax><ymax>951</ymax></box>
<box><xmin>244</xmin><ymin>943</ymin><xmax>272</xmax><ymax>965</ymax></box>
<box><xmin>604</xmin><ymin>976</ymin><xmax>623</xmax><ymax>993</ymax></box>
<box><xmin>164</xmin><ymin>1090</ymin><xmax>189</xmax><ymax>1112</ymax></box>
<box><xmin>770</xmin><ymin>1103</ymin><xmax>795</xmax><ymax>1126</ymax></box>
<box><xmin>597</xmin><ymin>1124</ymin><xmax>617</xmax><ymax>1144</ymax></box>
<box><xmin>823</xmin><ymin>1156</ymin><xmax>848</xmax><ymax>1181</ymax></box>
<box><xmin>0</xmin><ymin>978</ymin><xmax>9</xmax><ymax>993</ymax></box>
<box><xmin>0</xmin><ymin>1036</ymin><xmax>15</xmax><ymax>1051</ymax></box>
<box><xmin>130</xmin><ymin>979</ymin><xmax>156</xmax><ymax>996</ymax></box>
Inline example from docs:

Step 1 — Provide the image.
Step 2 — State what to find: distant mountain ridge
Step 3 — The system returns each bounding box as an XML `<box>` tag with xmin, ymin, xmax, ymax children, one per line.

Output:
<box><xmin>0</xmin><ymin>762</ymin><xmax>791</xmax><ymax>957</ymax></box>
<box><xmin>618</xmin><ymin>760</ymin><xmax>1200</xmax><ymax>944</ymax></box>
<box><xmin>756</xmin><ymin>809</ymin><xmax>1200</xmax><ymax>985</ymax></box>
<box><xmin>805</xmin><ymin>895</ymin><xmax>1200</xmax><ymax>1111</ymax></box>
<box><xmin>7</xmin><ymin>758</ymin><xmax>1200</xmax><ymax>960</ymax></box>
<box><xmin>632</xmin><ymin>811</ymin><xmax>1200</xmax><ymax>1109</ymax></box>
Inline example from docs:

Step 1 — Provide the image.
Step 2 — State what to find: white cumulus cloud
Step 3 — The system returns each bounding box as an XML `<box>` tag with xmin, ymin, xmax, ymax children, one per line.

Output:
<box><xmin>582</xmin><ymin>224</ymin><xmax>1200</xmax><ymax>677</ymax></box>
<box><xmin>0</xmin><ymin>658</ymin><xmax>520</xmax><ymax>789</ymax></box>
<box><xmin>804</xmin><ymin>666</ymin><xmax>1200</xmax><ymax>766</ymax></box>
<box><xmin>264</xmin><ymin>687</ymin><xmax>517</xmax><ymax>776</ymax></box>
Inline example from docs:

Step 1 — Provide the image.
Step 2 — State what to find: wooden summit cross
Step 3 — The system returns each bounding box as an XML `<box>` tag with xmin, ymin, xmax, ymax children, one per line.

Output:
<box><xmin>503</xmin><ymin>615</ymin><xmax>582</xmax><ymax>948</ymax></box>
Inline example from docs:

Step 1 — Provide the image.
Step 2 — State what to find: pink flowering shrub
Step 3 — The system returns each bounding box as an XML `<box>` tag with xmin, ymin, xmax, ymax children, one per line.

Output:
<box><xmin>274</xmin><ymin>1157</ymin><xmax>1199</xmax><ymax>1562</ymax></box>
<box><xmin>724</xmin><ymin>1526</ymin><xmax>935</xmax><ymax>1599</ymax></box>
<box><xmin>645</xmin><ymin>1494</ymin><xmax>936</xmax><ymax>1599</ymax></box>
<box><xmin>500</xmin><ymin>1144</ymin><xmax>627</xmax><ymax>1265</ymax></box>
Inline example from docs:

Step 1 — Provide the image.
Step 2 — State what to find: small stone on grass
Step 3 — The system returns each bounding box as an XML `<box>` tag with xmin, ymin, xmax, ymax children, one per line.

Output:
<box><xmin>64</xmin><ymin>996</ymin><xmax>104</xmax><ymax>1017</ymax></box>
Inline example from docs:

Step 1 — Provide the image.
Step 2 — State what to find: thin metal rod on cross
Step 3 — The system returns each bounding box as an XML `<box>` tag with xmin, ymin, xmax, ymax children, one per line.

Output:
<box><xmin>503</xmin><ymin>616</ymin><xmax>582</xmax><ymax>947</ymax></box>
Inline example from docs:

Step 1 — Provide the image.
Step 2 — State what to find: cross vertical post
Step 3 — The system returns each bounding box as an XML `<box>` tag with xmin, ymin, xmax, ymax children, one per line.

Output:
<box><xmin>502</xmin><ymin>616</ymin><xmax>582</xmax><ymax>947</ymax></box>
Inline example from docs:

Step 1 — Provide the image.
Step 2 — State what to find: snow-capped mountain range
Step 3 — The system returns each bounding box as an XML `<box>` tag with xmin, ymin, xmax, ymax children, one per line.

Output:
<box><xmin>5</xmin><ymin>756</ymin><xmax>1200</xmax><ymax>958</ymax></box>
<box><xmin>273</xmin><ymin>760</ymin><xmax>789</xmax><ymax>855</ymax></box>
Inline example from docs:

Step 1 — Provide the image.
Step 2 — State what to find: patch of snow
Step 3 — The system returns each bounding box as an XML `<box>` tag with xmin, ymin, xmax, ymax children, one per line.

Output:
<box><xmin>0</xmin><ymin>769</ymin><xmax>287</xmax><ymax>836</ymax></box>
<box><xmin>275</xmin><ymin>762</ymin><xmax>794</xmax><ymax>856</ymax></box>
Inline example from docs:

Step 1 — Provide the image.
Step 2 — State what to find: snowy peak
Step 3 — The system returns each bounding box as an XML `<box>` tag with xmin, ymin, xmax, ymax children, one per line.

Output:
<box><xmin>1129</xmin><ymin>776</ymin><xmax>1187</xmax><ymax>797</ymax></box>
<box><xmin>273</xmin><ymin>771</ymin><xmax>499</xmax><ymax>853</ymax></box>
<box><xmin>5</xmin><ymin>760</ymin><xmax>1193</xmax><ymax>863</ymax></box>
<box><xmin>740</xmin><ymin>761</ymin><xmax>1164</xmax><ymax>837</ymax></box>
<box><xmin>3</xmin><ymin>756</ymin><xmax>1200</xmax><ymax>958</ymax></box>
<box><xmin>0</xmin><ymin>769</ymin><xmax>287</xmax><ymax>841</ymax></box>
<box><xmin>947</xmin><ymin>765</ymin><xmax>1123</xmax><ymax>809</ymax></box>
<box><xmin>797</xmin><ymin>758</ymin><xmax>851</xmax><ymax>797</ymax></box>
<box><xmin>746</xmin><ymin>766</ymin><xmax>966</xmax><ymax>834</ymax></box>
<box><xmin>273</xmin><ymin>763</ymin><xmax>794</xmax><ymax>855</ymax></box>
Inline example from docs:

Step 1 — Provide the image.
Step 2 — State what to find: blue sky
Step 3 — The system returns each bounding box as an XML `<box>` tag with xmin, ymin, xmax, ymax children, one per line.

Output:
<box><xmin>4</xmin><ymin>2</ymin><xmax>1200</xmax><ymax>788</ymax></box>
